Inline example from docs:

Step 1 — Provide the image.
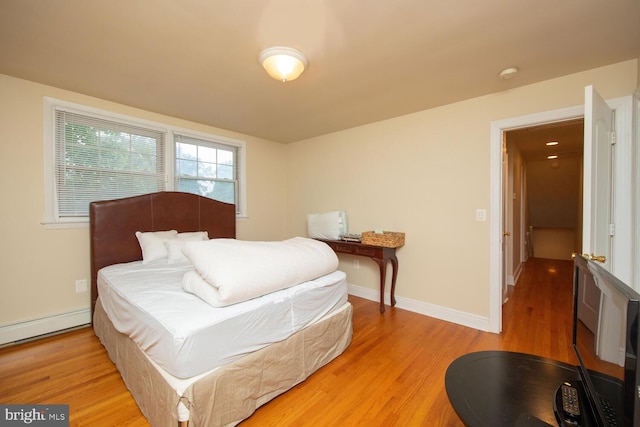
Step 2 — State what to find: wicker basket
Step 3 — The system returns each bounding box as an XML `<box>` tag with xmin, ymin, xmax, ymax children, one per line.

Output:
<box><xmin>361</xmin><ymin>231</ymin><xmax>405</xmax><ymax>248</ymax></box>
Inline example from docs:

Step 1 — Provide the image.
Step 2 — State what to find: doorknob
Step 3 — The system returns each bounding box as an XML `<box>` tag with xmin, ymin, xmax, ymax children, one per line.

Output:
<box><xmin>589</xmin><ymin>254</ymin><xmax>606</xmax><ymax>263</ymax></box>
<box><xmin>503</xmin><ymin>231</ymin><xmax>511</xmax><ymax>236</ymax></box>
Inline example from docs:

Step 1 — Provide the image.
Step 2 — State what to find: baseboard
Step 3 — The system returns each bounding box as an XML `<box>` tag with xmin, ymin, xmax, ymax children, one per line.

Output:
<box><xmin>0</xmin><ymin>309</ymin><xmax>91</xmax><ymax>346</ymax></box>
<box><xmin>347</xmin><ymin>283</ymin><xmax>492</xmax><ymax>332</ymax></box>
<box><xmin>513</xmin><ymin>262</ymin><xmax>523</xmax><ymax>286</ymax></box>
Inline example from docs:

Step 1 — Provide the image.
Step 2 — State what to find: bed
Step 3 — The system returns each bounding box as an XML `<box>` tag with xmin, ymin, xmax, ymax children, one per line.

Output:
<box><xmin>89</xmin><ymin>191</ymin><xmax>353</xmax><ymax>427</ymax></box>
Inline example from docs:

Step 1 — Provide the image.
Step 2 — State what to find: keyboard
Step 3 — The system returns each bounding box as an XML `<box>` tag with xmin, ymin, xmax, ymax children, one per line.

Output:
<box><xmin>597</xmin><ymin>395</ymin><xmax>618</xmax><ymax>427</ymax></box>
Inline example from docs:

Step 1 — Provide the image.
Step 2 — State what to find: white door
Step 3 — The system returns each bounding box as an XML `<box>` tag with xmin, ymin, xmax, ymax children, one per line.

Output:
<box><xmin>502</xmin><ymin>147</ymin><xmax>511</xmax><ymax>302</ymax></box>
<box><xmin>583</xmin><ymin>85</ymin><xmax>614</xmax><ymax>270</ymax></box>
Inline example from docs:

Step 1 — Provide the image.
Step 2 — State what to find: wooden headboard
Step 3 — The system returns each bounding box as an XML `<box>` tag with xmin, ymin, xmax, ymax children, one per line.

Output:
<box><xmin>89</xmin><ymin>191</ymin><xmax>236</xmax><ymax>313</ymax></box>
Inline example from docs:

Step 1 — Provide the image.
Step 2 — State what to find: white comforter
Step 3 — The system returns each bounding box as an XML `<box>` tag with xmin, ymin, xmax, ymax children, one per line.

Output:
<box><xmin>182</xmin><ymin>237</ymin><xmax>338</xmax><ymax>306</ymax></box>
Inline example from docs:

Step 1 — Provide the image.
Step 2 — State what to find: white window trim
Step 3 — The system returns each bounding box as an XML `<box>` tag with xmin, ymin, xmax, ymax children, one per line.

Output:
<box><xmin>42</xmin><ymin>97</ymin><xmax>247</xmax><ymax>228</ymax></box>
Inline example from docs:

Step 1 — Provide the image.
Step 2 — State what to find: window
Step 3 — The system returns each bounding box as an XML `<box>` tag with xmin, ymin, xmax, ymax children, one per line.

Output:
<box><xmin>53</xmin><ymin>109</ymin><xmax>166</xmax><ymax>218</ymax></box>
<box><xmin>43</xmin><ymin>98</ymin><xmax>246</xmax><ymax>226</ymax></box>
<box><xmin>175</xmin><ymin>134</ymin><xmax>238</xmax><ymax>206</ymax></box>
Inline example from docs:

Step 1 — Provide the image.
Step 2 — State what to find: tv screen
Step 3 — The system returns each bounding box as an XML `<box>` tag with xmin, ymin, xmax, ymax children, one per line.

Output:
<box><xmin>569</xmin><ymin>255</ymin><xmax>639</xmax><ymax>427</ymax></box>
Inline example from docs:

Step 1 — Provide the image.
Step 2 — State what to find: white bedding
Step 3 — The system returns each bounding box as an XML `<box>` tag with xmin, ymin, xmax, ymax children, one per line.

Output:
<box><xmin>182</xmin><ymin>237</ymin><xmax>339</xmax><ymax>307</ymax></box>
<box><xmin>97</xmin><ymin>260</ymin><xmax>347</xmax><ymax>378</ymax></box>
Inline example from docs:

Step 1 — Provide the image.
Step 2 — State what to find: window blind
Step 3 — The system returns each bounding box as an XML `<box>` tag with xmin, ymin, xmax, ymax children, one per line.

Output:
<box><xmin>54</xmin><ymin>109</ymin><xmax>166</xmax><ymax>217</ymax></box>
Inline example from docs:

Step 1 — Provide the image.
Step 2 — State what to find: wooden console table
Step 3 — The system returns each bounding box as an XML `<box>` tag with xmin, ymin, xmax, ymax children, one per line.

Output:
<box><xmin>317</xmin><ymin>239</ymin><xmax>399</xmax><ymax>313</ymax></box>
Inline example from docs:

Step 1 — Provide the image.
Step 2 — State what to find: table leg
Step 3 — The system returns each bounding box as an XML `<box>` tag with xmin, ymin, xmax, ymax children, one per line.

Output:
<box><xmin>373</xmin><ymin>258</ymin><xmax>387</xmax><ymax>313</ymax></box>
<box><xmin>389</xmin><ymin>255</ymin><xmax>398</xmax><ymax>307</ymax></box>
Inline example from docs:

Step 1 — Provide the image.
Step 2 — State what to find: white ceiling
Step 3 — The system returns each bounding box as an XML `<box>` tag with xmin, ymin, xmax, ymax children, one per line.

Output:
<box><xmin>1</xmin><ymin>0</ymin><xmax>639</xmax><ymax>143</ymax></box>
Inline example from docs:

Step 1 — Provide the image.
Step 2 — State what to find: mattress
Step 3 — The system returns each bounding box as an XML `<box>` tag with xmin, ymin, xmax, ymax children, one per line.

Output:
<box><xmin>97</xmin><ymin>260</ymin><xmax>348</xmax><ymax>378</ymax></box>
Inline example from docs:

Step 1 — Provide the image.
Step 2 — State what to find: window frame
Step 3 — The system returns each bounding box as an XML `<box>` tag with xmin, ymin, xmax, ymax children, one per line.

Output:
<box><xmin>42</xmin><ymin>97</ymin><xmax>246</xmax><ymax>228</ymax></box>
<box><xmin>172</xmin><ymin>129</ymin><xmax>246</xmax><ymax>215</ymax></box>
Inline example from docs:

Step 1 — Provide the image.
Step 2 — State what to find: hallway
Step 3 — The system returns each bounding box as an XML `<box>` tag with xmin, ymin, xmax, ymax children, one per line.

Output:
<box><xmin>502</xmin><ymin>257</ymin><xmax>577</xmax><ymax>365</ymax></box>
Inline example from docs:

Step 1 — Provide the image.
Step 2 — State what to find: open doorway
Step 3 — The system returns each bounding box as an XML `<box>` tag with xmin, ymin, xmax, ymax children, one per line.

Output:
<box><xmin>505</xmin><ymin>119</ymin><xmax>584</xmax><ymax>270</ymax></box>
<box><xmin>491</xmin><ymin>90</ymin><xmax>635</xmax><ymax>334</ymax></box>
<box><xmin>489</xmin><ymin>105</ymin><xmax>585</xmax><ymax>333</ymax></box>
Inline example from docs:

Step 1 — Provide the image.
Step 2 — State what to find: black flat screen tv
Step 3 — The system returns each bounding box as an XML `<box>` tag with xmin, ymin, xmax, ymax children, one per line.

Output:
<box><xmin>564</xmin><ymin>254</ymin><xmax>640</xmax><ymax>427</ymax></box>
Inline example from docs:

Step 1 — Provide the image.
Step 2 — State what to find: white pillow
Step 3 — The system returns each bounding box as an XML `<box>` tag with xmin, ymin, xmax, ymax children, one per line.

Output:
<box><xmin>177</xmin><ymin>231</ymin><xmax>209</xmax><ymax>240</ymax></box>
<box><xmin>135</xmin><ymin>230</ymin><xmax>178</xmax><ymax>264</ymax></box>
<box><xmin>167</xmin><ymin>231</ymin><xmax>209</xmax><ymax>263</ymax></box>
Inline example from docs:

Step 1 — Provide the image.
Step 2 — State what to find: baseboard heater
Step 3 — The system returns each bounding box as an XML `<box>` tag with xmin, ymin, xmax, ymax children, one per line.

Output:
<box><xmin>0</xmin><ymin>309</ymin><xmax>91</xmax><ymax>346</ymax></box>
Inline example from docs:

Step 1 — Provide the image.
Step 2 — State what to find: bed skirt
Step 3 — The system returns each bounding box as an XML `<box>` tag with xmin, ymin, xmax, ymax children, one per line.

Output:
<box><xmin>93</xmin><ymin>298</ymin><xmax>353</xmax><ymax>427</ymax></box>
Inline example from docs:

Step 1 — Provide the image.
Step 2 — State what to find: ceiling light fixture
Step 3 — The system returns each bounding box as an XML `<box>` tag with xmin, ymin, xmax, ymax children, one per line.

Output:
<box><xmin>259</xmin><ymin>46</ymin><xmax>308</xmax><ymax>82</ymax></box>
<box><xmin>547</xmin><ymin>155</ymin><xmax>558</xmax><ymax>159</ymax></box>
<box><xmin>499</xmin><ymin>67</ymin><xmax>519</xmax><ymax>80</ymax></box>
<box><xmin>546</xmin><ymin>141</ymin><xmax>559</xmax><ymax>146</ymax></box>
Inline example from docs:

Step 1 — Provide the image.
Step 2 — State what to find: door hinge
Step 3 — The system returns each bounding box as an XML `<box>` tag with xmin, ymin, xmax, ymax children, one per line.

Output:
<box><xmin>609</xmin><ymin>223</ymin><xmax>615</xmax><ymax>236</ymax></box>
<box><xmin>611</xmin><ymin>130</ymin><xmax>616</xmax><ymax>145</ymax></box>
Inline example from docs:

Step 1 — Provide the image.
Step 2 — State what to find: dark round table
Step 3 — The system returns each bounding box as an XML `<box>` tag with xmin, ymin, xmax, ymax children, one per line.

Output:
<box><xmin>445</xmin><ymin>351</ymin><xmax>581</xmax><ymax>426</ymax></box>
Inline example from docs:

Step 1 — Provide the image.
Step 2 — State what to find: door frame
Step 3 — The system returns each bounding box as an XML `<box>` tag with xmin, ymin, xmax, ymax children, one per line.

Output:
<box><xmin>489</xmin><ymin>105</ymin><xmax>584</xmax><ymax>333</ymax></box>
<box><xmin>490</xmin><ymin>96</ymin><xmax>635</xmax><ymax>333</ymax></box>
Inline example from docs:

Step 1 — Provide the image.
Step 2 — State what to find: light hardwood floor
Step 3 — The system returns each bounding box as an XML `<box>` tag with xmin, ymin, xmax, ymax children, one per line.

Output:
<box><xmin>0</xmin><ymin>258</ymin><xmax>576</xmax><ymax>426</ymax></box>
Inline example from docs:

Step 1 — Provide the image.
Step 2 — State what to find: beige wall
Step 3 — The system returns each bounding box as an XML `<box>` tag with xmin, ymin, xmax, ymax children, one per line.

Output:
<box><xmin>0</xmin><ymin>74</ymin><xmax>288</xmax><ymax>330</ymax></box>
<box><xmin>638</xmin><ymin>55</ymin><xmax>640</xmax><ymax>87</ymax></box>
<box><xmin>526</xmin><ymin>156</ymin><xmax>582</xmax><ymax>229</ymax></box>
<box><xmin>286</xmin><ymin>59</ymin><xmax>638</xmax><ymax>319</ymax></box>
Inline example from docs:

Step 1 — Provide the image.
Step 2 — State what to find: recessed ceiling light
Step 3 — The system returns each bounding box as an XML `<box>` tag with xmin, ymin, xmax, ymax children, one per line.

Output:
<box><xmin>499</xmin><ymin>67</ymin><xmax>519</xmax><ymax>80</ymax></box>
<box><xmin>546</xmin><ymin>141</ymin><xmax>559</xmax><ymax>146</ymax></box>
<box><xmin>547</xmin><ymin>155</ymin><xmax>558</xmax><ymax>159</ymax></box>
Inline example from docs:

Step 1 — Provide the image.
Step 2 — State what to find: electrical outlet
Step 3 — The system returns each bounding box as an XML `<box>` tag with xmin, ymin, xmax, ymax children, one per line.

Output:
<box><xmin>353</xmin><ymin>259</ymin><xmax>359</xmax><ymax>269</ymax></box>
<box><xmin>75</xmin><ymin>279</ymin><xmax>88</xmax><ymax>293</ymax></box>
